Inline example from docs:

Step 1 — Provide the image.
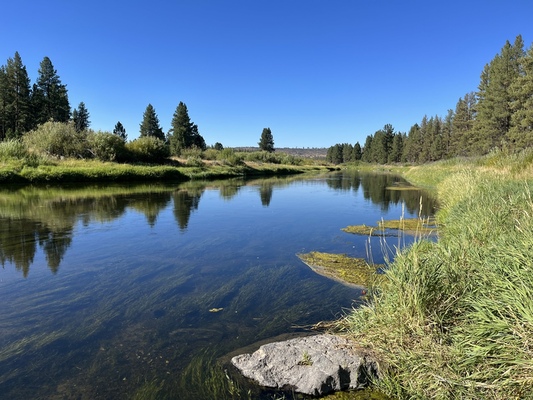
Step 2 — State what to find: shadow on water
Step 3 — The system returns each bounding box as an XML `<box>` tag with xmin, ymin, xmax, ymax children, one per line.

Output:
<box><xmin>0</xmin><ymin>172</ymin><xmax>434</xmax><ymax>399</ymax></box>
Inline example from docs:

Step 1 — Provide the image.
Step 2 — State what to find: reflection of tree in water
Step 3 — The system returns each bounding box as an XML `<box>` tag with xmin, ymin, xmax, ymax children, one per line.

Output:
<box><xmin>0</xmin><ymin>188</ymin><xmax>177</xmax><ymax>277</ymax></box>
<box><xmin>173</xmin><ymin>189</ymin><xmax>203</xmax><ymax>231</ymax></box>
<box><xmin>327</xmin><ymin>171</ymin><xmax>437</xmax><ymax>217</ymax></box>
<box><xmin>259</xmin><ymin>183</ymin><xmax>273</xmax><ymax>207</ymax></box>
<box><xmin>0</xmin><ymin>219</ymin><xmax>38</xmax><ymax>277</ymax></box>
<box><xmin>219</xmin><ymin>183</ymin><xmax>241</xmax><ymax>200</ymax></box>
<box><xmin>129</xmin><ymin>193</ymin><xmax>172</xmax><ymax>227</ymax></box>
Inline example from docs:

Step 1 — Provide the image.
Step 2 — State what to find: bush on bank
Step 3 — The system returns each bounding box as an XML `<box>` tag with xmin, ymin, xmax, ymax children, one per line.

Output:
<box><xmin>341</xmin><ymin>157</ymin><xmax>533</xmax><ymax>399</ymax></box>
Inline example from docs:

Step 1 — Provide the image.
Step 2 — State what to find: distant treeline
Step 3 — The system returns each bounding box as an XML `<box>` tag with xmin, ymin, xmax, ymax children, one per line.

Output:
<box><xmin>327</xmin><ymin>35</ymin><xmax>533</xmax><ymax>164</ymax></box>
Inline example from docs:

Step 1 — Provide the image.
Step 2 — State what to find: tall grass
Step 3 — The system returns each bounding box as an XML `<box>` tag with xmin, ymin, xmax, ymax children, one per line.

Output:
<box><xmin>341</xmin><ymin>165</ymin><xmax>533</xmax><ymax>399</ymax></box>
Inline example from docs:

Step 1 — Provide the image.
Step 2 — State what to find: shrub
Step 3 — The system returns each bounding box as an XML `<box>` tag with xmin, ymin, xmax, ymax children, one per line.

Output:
<box><xmin>180</xmin><ymin>147</ymin><xmax>203</xmax><ymax>160</ymax></box>
<box><xmin>185</xmin><ymin>155</ymin><xmax>204</xmax><ymax>167</ymax></box>
<box><xmin>125</xmin><ymin>136</ymin><xmax>170</xmax><ymax>163</ymax></box>
<box><xmin>0</xmin><ymin>139</ymin><xmax>50</xmax><ymax>167</ymax></box>
<box><xmin>216</xmin><ymin>148</ymin><xmax>244</xmax><ymax>166</ymax></box>
<box><xmin>202</xmin><ymin>148</ymin><xmax>219</xmax><ymax>160</ymax></box>
<box><xmin>23</xmin><ymin>121</ymin><xmax>87</xmax><ymax>158</ymax></box>
<box><xmin>0</xmin><ymin>139</ymin><xmax>28</xmax><ymax>160</ymax></box>
<box><xmin>87</xmin><ymin>131</ymin><xmax>127</xmax><ymax>162</ymax></box>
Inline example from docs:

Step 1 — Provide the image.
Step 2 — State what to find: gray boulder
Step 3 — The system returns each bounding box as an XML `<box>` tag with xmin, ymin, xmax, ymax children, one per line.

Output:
<box><xmin>231</xmin><ymin>334</ymin><xmax>379</xmax><ymax>396</ymax></box>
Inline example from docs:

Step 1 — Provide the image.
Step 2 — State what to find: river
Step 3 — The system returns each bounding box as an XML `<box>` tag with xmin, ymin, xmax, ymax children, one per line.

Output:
<box><xmin>0</xmin><ymin>171</ymin><xmax>436</xmax><ymax>399</ymax></box>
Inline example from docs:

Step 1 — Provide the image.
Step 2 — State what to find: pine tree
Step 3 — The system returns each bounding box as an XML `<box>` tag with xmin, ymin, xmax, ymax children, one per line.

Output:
<box><xmin>113</xmin><ymin>121</ymin><xmax>127</xmax><ymax>141</ymax></box>
<box><xmin>258</xmin><ymin>127</ymin><xmax>274</xmax><ymax>152</ymax></box>
<box><xmin>508</xmin><ymin>42</ymin><xmax>533</xmax><ymax>150</ymax></box>
<box><xmin>352</xmin><ymin>142</ymin><xmax>362</xmax><ymax>161</ymax></box>
<box><xmin>474</xmin><ymin>35</ymin><xmax>525</xmax><ymax>153</ymax></box>
<box><xmin>451</xmin><ymin>93</ymin><xmax>476</xmax><ymax>155</ymax></box>
<box><xmin>0</xmin><ymin>52</ymin><xmax>32</xmax><ymax>139</ymax></box>
<box><xmin>168</xmin><ymin>102</ymin><xmax>205</xmax><ymax>155</ymax></box>
<box><xmin>33</xmin><ymin>56</ymin><xmax>70</xmax><ymax>124</ymax></box>
<box><xmin>361</xmin><ymin>135</ymin><xmax>373</xmax><ymax>162</ymax></box>
<box><xmin>72</xmin><ymin>101</ymin><xmax>90</xmax><ymax>132</ymax></box>
<box><xmin>139</xmin><ymin>104</ymin><xmax>164</xmax><ymax>140</ymax></box>
<box><xmin>389</xmin><ymin>133</ymin><xmax>403</xmax><ymax>163</ymax></box>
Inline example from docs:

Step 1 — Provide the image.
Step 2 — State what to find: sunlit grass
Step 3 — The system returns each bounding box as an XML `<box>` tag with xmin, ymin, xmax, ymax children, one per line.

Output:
<box><xmin>339</xmin><ymin>154</ymin><xmax>533</xmax><ymax>399</ymax></box>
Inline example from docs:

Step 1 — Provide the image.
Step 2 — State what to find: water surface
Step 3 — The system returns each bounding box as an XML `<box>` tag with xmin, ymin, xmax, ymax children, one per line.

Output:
<box><xmin>0</xmin><ymin>171</ymin><xmax>436</xmax><ymax>399</ymax></box>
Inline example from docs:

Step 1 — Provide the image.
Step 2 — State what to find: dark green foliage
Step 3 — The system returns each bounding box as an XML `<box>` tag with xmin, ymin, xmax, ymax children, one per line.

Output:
<box><xmin>361</xmin><ymin>135</ymin><xmax>373</xmax><ymax>162</ymax></box>
<box><xmin>258</xmin><ymin>127</ymin><xmax>274</xmax><ymax>152</ymax></box>
<box><xmin>126</xmin><ymin>136</ymin><xmax>170</xmax><ymax>163</ymax></box>
<box><xmin>139</xmin><ymin>104</ymin><xmax>165</xmax><ymax>140</ymax></box>
<box><xmin>473</xmin><ymin>35</ymin><xmax>525</xmax><ymax>153</ymax></box>
<box><xmin>113</xmin><ymin>121</ymin><xmax>127</xmax><ymax>141</ymax></box>
<box><xmin>72</xmin><ymin>102</ymin><xmax>90</xmax><ymax>132</ymax></box>
<box><xmin>508</xmin><ymin>42</ymin><xmax>533</xmax><ymax>150</ymax></box>
<box><xmin>168</xmin><ymin>102</ymin><xmax>206</xmax><ymax>155</ymax></box>
<box><xmin>0</xmin><ymin>52</ymin><xmax>32</xmax><ymax>140</ymax></box>
<box><xmin>213</xmin><ymin>142</ymin><xmax>223</xmax><ymax>150</ymax></box>
<box><xmin>33</xmin><ymin>57</ymin><xmax>70</xmax><ymax>125</ymax></box>
<box><xmin>353</xmin><ymin>142</ymin><xmax>362</xmax><ymax>161</ymax></box>
<box><xmin>326</xmin><ymin>144</ymin><xmax>343</xmax><ymax>164</ymax></box>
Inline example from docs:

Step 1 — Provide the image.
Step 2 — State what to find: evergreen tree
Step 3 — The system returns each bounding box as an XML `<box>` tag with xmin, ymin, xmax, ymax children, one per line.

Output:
<box><xmin>0</xmin><ymin>65</ymin><xmax>7</xmax><ymax>140</ymax></box>
<box><xmin>508</xmin><ymin>42</ymin><xmax>533</xmax><ymax>150</ymax></box>
<box><xmin>72</xmin><ymin>101</ymin><xmax>90</xmax><ymax>132</ymax></box>
<box><xmin>361</xmin><ymin>135</ymin><xmax>373</xmax><ymax>162</ymax></box>
<box><xmin>258</xmin><ymin>127</ymin><xmax>274</xmax><ymax>152</ymax></box>
<box><xmin>139</xmin><ymin>104</ymin><xmax>164</xmax><ymax>140</ymax></box>
<box><xmin>214</xmin><ymin>142</ymin><xmax>224</xmax><ymax>150</ymax></box>
<box><xmin>451</xmin><ymin>93</ymin><xmax>476</xmax><ymax>155</ymax></box>
<box><xmin>352</xmin><ymin>142</ymin><xmax>362</xmax><ymax>160</ymax></box>
<box><xmin>326</xmin><ymin>144</ymin><xmax>343</xmax><ymax>164</ymax></box>
<box><xmin>403</xmin><ymin>123</ymin><xmax>421</xmax><ymax>163</ymax></box>
<box><xmin>389</xmin><ymin>133</ymin><xmax>403</xmax><ymax>163</ymax></box>
<box><xmin>168</xmin><ymin>102</ymin><xmax>205</xmax><ymax>155</ymax></box>
<box><xmin>113</xmin><ymin>121</ymin><xmax>127</xmax><ymax>141</ymax></box>
<box><xmin>342</xmin><ymin>143</ymin><xmax>354</xmax><ymax>162</ymax></box>
<box><xmin>474</xmin><ymin>35</ymin><xmax>525</xmax><ymax>153</ymax></box>
<box><xmin>0</xmin><ymin>52</ymin><xmax>32</xmax><ymax>139</ymax></box>
<box><xmin>33</xmin><ymin>56</ymin><xmax>70</xmax><ymax>124</ymax></box>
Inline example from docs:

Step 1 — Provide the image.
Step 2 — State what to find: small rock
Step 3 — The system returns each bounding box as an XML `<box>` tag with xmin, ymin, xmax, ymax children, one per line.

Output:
<box><xmin>231</xmin><ymin>334</ymin><xmax>379</xmax><ymax>396</ymax></box>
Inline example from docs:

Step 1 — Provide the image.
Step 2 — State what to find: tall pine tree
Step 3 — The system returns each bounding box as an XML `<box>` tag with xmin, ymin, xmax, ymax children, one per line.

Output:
<box><xmin>33</xmin><ymin>56</ymin><xmax>70</xmax><ymax>125</ymax></box>
<box><xmin>508</xmin><ymin>42</ymin><xmax>533</xmax><ymax>150</ymax></box>
<box><xmin>168</xmin><ymin>102</ymin><xmax>206</xmax><ymax>155</ymax></box>
<box><xmin>72</xmin><ymin>101</ymin><xmax>90</xmax><ymax>132</ymax></box>
<box><xmin>113</xmin><ymin>121</ymin><xmax>127</xmax><ymax>141</ymax></box>
<box><xmin>0</xmin><ymin>52</ymin><xmax>32</xmax><ymax>139</ymax></box>
<box><xmin>258</xmin><ymin>127</ymin><xmax>275</xmax><ymax>152</ymax></box>
<box><xmin>474</xmin><ymin>35</ymin><xmax>525</xmax><ymax>153</ymax></box>
<box><xmin>139</xmin><ymin>104</ymin><xmax>164</xmax><ymax>140</ymax></box>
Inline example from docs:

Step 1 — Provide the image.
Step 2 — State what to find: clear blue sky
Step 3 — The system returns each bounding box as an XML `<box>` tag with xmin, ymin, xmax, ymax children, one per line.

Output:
<box><xmin>2</xmin><ymin>1</ymin><xmax>532</xmax><ymax>148</ymax></box>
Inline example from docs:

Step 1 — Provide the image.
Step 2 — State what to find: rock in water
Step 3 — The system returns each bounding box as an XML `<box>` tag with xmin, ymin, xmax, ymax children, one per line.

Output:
<box><xmin>231</xmin><ymin>334</ymin><xmax>379</xmax><ymax>396</ymax></box>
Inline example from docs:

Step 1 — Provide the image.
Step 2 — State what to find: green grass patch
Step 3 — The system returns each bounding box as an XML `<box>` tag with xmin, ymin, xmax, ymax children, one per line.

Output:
<box><xmin>340</xmin><ymin>159</ymin><xmax>533</xmax><ymax>399</ymax></box>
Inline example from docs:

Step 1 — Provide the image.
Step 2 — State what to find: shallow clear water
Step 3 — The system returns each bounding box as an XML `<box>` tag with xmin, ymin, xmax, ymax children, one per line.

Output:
<box><xmin>0</xmin><ymin>171</ymin><xmax>436</xmax><ymax>399</ymax></box>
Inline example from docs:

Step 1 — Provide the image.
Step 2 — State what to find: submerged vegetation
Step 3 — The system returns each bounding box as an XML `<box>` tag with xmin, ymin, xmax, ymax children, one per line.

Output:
<box><xmin>297</xmin><ymin>252</ymin><xmax>383</xmax><ymax>288</ymax></box>
<box><xmin>339</xmin><ymin>152</ymin><xmax>533</xmax><ymax>399</ymax></box>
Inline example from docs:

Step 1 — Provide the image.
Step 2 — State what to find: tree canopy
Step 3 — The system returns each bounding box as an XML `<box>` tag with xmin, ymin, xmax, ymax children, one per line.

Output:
<box><xmin>139</xmin><ymin>104</ymin><xmax>164</xmax><ymax>141</ymax></box>
<box><xmin>258</xmin><ymin>127</ymin><xmax>274</xmax><ymax>152</ymax></box>
<box><xmin>167</xmin><ymin>102</ymin><xmax>206</xmax><ymax>155</ymax></box>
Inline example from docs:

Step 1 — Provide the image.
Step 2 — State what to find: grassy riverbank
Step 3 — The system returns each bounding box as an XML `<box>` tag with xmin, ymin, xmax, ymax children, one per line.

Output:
<box><xmin>340</xmin><ymin>149</ymin><xmax>533</xmax><ymax>399</ymax></box>
<box><xmin>0</xmin><ymin>158</ymin><xmax>330</xmax><ymax>184</ymax></box>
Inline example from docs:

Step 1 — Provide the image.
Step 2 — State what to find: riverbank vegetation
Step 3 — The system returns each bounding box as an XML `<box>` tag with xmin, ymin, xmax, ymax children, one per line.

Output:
<box><xmin>339</xmin><ymin>151</ymin><xmax>533</xmax><ymax>399</ymax></box>
<box><xmin>0</xmin><ymin>122</ymin><xmax>328</xmax><ymax>184</ymax></box>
